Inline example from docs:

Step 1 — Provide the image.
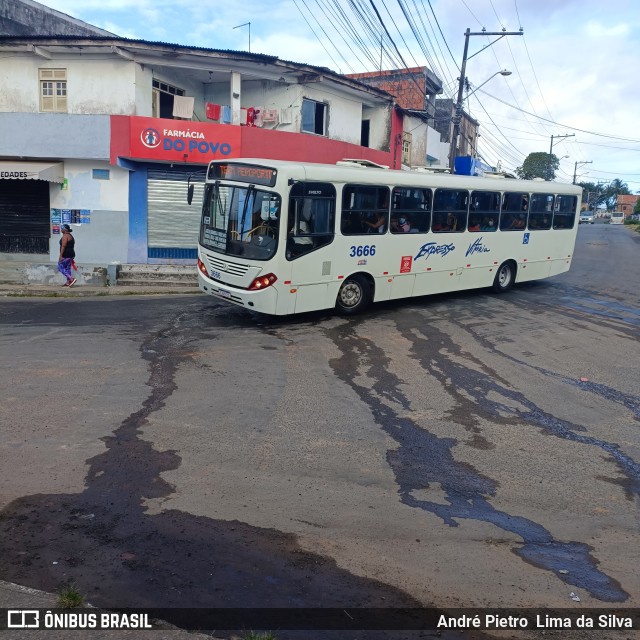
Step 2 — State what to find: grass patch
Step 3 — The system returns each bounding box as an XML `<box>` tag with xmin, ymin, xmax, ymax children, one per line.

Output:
<box><xmin>243</xmin><ymin>632</ymin><xmax>278</xmax><ymax>640</ymax></box>
<box><xmin>57</xmin><ymin>584</ymin><xmax>85</xmax><ymax>608</ymax></box>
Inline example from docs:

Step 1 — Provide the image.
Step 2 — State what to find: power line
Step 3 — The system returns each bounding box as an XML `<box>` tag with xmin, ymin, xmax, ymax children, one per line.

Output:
<box><xmin>477</xmin><ymin>89</ymin><xmax>640</xmax><ymax>143</ymax></box>
<box><xmin>292</xmin><ymin>0</ymin><xmax>352</xmax><ymax>72</ymax></box>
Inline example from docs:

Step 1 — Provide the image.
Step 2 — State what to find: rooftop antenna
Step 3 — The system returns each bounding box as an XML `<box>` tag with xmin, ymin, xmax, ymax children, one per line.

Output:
<box><xmin>233</xmin><ymin>22</ymin><xmax>251</xmax><ymax>52</ymax></box>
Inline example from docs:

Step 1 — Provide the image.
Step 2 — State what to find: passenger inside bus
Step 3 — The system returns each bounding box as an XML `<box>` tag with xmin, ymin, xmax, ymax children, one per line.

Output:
<box><xmin>500</xmin><ymin>212</ymin><xmax>526</xmax><ymax>230</ymax></box>
<box><xmin>391</xmin><ymin>214</ymin><xmax>411</xmax><ymax>233</ymax></box>
<box><xmin>528</xmin><ymin>214</ymin><xmax>551</xmax><ymax>230</ymax></box>
<box><xmin>363</xmin><ymin>211</ymin><xmax>387</xmax><ymax>233</ymax></box>
<box><xmin>432</xmin><ymin>213</ymin><xmax>457</xmax><ymax>232</ymax></box>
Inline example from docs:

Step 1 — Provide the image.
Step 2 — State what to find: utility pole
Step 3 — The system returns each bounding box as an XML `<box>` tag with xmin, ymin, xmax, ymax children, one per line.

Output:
<box><xmin>449</xmin><ymin>27</ymin><xmax>523</xmax><ymax>173</ymax></box>
<box><xmin>573</xmin><ymin>160</ymin><xmax>592</xmax><ymax>184</ymax></box>
<box><xmin>549</xmin><ymin>133</ymin><xmax>575</xmax><ymax>155</ymax></box>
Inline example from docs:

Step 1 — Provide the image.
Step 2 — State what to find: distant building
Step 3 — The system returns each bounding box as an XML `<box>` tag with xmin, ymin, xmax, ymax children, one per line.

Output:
<box><xmin>433</xmin><ymin>98</ymin><xmax>480</xmax><ymax>163</ymax></box>
<box><xmin>345</xmin><ymin>67</ymin><xmax>448</xmax><ymax>169</ymax></box>
<box><xmin>616</xmin><ymin>194</ymin><xmax>639</xmax><ymax>217</ymax></box>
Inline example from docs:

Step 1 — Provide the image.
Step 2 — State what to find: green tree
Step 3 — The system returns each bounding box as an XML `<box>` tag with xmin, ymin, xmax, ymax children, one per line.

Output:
<box><xmin>515</xmin><ymin>152</ymin><xmax>560</xmax><ymax>181</ymax></box>
<box><xmin>634</xmin><ymin>197</ymin><xmax>640</xmax><ymax>215</ymax></box>
<box><xmin>577</xmin><ymin>181</ymin><xmax>604</xmax><ymax>211</ymax></box>
<box><xmin>601</xmin><ymin>178</ymin><xmax>631</xmax><ymax>211</ymax></box>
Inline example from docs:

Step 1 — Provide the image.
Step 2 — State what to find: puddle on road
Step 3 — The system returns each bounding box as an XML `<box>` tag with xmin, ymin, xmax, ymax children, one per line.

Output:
<box><xmin>324</xmin><ymin>315</ymin><xmax>633</xmax><ymax>603</ymax></box>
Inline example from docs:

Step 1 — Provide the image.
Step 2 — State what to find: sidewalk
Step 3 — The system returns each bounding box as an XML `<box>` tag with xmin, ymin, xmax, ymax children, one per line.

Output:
<box><xmin>0</xmin><ymin>283</ymin><xmax>202</xmax><ymax>298</ymax></box>
<box><xmin>0</xmin><ymin>581</ymin><xmax>217</xmax><ymax>639</ymax></box>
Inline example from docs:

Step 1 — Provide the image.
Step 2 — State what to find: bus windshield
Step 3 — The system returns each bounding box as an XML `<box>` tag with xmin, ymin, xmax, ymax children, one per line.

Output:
<box><xmin>200</xmin><ymin>183</ymin><xmax>281</xmax><ymax>260</ymax></box>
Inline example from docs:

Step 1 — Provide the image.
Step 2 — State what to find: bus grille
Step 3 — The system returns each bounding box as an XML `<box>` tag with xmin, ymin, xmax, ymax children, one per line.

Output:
<box><xmin>205</xmin><ymin>254</ymin><xmax>252</xmax><ymax>277</ymax></box>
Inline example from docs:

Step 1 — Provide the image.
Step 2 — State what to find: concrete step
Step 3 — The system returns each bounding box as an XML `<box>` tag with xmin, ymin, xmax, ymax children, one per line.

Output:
<box><xmin>118</xmin><ymin>264</ymin><xmax>196</xmax><ymax>275</ymax></box>
<box><xmin>116</xmin><ymin>278</ymin><xmax>198</xmax><ymax>287</ymax></box>
<box><xmin>116</xmin><ymin>264</ymin><xmax>197</xmax><ymax>287</ymax></box>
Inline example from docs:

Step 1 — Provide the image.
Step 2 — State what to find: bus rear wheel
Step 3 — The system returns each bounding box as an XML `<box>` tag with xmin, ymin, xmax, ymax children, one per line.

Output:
<box><xmin>336</xmin><ymin>274</ymin><xmax>371</xmax><ymax>315</ymax></box>
<box><xmin>493</xmin><ymin>261</ymin><xmax>516</xmax><ymax>293</ymax></box>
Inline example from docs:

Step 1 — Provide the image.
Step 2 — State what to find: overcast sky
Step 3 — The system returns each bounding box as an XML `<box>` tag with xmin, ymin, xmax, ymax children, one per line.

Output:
<box><xmin>40</xmin><ymin>0</ymin><xmax>640</xmax><ymax>189</ymax></box>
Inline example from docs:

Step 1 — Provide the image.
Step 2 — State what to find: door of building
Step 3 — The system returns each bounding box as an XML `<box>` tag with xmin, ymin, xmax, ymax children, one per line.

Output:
<box><xmin>147</xmin><ymin>167</ymin><xmax>206</xmax><ymax>260</ymax></box>
<box><xmin>0</xmin><ymin>179</ymin><xmax>50</xmax><ymax>254</ymax></box>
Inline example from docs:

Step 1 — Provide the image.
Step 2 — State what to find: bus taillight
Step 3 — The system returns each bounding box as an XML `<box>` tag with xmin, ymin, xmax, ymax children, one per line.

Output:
<box><xmin>197</xmin><ymin>257</ymin><xmax>209</xmax><ymax>278</ymax></box>
<box><xmin>249</xmin><ymin>273</ymin><xmax>277</xmax><ymax>290</ymax></box>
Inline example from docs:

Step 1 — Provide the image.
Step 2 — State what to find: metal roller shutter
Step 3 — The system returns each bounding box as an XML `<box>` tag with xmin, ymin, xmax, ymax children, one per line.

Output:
<box><xmin>147</xmin><ymin>168</ymin><xmax>206</xmax><ymax>259</ymax></box>
<box><xmin>0</xmin><ymin>179</ymin><xmax>50</xmax><ymax>253</ymax></box>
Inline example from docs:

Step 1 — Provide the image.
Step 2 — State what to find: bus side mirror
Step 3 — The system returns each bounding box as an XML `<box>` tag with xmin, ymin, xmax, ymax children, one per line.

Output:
<box><xmin>187</xmin><ymin>183</ymin><xmax>194</xmax><ymax>205</ymax></box>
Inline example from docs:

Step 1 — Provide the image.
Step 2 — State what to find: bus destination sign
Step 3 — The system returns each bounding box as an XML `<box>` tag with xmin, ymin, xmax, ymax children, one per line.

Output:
<box><xmin>209</xmin><ymin>163</ymin><xmax>277</xmax><ymax>187</ymax></box>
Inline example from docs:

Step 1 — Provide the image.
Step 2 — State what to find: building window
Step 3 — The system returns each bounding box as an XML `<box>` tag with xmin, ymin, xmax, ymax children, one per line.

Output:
<box><xmin>92</xmin><ymin>169</ymin><xmax>110</xmax><ymax>180</ymax></box>
<box><xmin>402</xmin><ymin>132</ymin><xmax>412</xmax><ymax>166</ymax></box>
<box><xmin>39</xmin><ymin>69</ymin><xmax>67</xmax><ymax>112</ymax></box>
<box><xmin>152</xmin><ymin>79</ymin><xmax>185</xmax><ymax>119</ymax></box>
<box><xmin>301</xmin><ymin>98</ymin><xmax>326</xmax><ymax>135</ymax></box>
<box><xmin>361</xmin><ymin>120</ymin><xmax>370</xmax><ymax>147</ymax></box>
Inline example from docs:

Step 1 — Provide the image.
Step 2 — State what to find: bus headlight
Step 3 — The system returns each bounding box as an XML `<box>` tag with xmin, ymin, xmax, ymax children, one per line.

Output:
<box><xmin>248</xmin><ymin>273</ymin><xmax>277</xmax><ymax>290</ymax></box>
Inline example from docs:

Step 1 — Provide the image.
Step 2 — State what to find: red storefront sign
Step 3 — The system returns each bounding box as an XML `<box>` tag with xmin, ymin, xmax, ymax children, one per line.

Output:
<box><xmin>111</xmin><ymin>115</ymin><xmax>240</xmax><ymax>164</ymax></box>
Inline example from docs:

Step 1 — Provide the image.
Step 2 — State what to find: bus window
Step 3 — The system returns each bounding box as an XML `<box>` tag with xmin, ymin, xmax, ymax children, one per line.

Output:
<box><xmin>432</xmin><ymin>188</ymin><xmax>467</xmax><ymax>232</ymax></box>
<box><xmin>391</xmin><ymin>187</ymin><xmax>431</xmax><ymax>234</ymax></box>
<box><xmin>500</xmin><ymin>192</ymin><xmax>529</xmax><ymax>231</ymax></box>
<box><xmin>200</xmin><ymin>183</ymin><xmax>281</xmax><ymax>260</ymax></box>
<box><xmin>287</xmin><ymin>181</ymin><xmax>336</xmax><ymax>260</ymax></box>
<box><xmin>341</xmin><ymin>185</ymin><xmax>389</xmax><ymax>235</ymax></box>
<box><xmin>553</xmin><ymin>195</ymin><xmax>577</xmax><ymax>229</ymax></box>
<box><xmin>469</xmin><ymin>190</ymin><xmax>500</xmax><ymax>232</ymax></box>
<box><xmin>528</xmin><ymin>194</ymin><xmax>554</xmax><ymax>230</ymax></box>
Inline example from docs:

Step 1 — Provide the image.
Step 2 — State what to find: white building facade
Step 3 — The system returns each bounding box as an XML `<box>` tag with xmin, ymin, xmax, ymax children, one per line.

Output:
<box><xmin>0</xmin><ymin>36</ymin><xmax>404</xmax><ymax>265</ymax></box>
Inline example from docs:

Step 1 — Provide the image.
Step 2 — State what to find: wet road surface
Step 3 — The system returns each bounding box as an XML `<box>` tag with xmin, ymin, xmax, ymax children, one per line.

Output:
<box><xmin>0</xmin><ymin>224</ymin><xmax>638</xmax><ymax>638</ymax></box>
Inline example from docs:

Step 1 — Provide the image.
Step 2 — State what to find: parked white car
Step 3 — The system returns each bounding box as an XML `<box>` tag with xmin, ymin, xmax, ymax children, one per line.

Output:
<box><xmin>579</xmin><ymin>212</ymin><xmax>594</xmax><ymax>224</ymax></box>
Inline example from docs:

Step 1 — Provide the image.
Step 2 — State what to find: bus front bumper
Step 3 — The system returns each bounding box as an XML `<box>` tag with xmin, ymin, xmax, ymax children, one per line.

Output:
<box><xmin>198</xmin><ymin>272</ymin><xmax>279</xmax><ymax>314</ymax></box>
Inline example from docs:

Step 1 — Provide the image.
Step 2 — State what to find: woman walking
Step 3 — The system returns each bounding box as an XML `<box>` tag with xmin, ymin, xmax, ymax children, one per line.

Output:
<box><xmin>58</xmin><ymin>224</ymin><xmax>76</xmax><ymax>287</ymax></box>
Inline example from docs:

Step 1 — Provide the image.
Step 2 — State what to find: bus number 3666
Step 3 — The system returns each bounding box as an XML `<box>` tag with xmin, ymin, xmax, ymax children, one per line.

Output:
<box><xmin>349</xmin><ymin>245</ymin><xmax>376</xmax><ymax>257</ymax></box>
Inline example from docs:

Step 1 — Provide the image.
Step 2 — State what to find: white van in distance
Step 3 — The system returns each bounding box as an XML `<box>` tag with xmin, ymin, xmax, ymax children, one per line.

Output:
<box><xmin>610</xmin><ymin>212</ymin><xmax>625</xmax><ymax>225</ymax></box>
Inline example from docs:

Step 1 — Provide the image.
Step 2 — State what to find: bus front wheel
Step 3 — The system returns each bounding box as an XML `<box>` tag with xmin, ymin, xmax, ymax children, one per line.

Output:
<box><xmin>493</xmin><ymin>261</ymin><xmax>516</xmax><ymax>293</ymax></box>
<box><xmin>336</xmin><ymin>274</ymin><xmax>371</xmax><ymax>315</ymax></box>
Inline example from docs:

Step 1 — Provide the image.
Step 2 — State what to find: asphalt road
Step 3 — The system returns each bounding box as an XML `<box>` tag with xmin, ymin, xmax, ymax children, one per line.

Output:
<box><xmin>0</xmin><ymin>223</ymin><xmax>638</xmax><ymax>639</ymax></box>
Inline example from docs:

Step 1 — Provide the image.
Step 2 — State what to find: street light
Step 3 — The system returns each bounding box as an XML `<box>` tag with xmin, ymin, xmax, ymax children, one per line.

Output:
<box><xmin>450</xmin><ymin>70</ymin><xmax>511</xmax><ymax>171</ymax></box>
<box><xmin>465</xmin><ymin>69</ymin><xmax>512</xmax><ymax>98</ymax></box>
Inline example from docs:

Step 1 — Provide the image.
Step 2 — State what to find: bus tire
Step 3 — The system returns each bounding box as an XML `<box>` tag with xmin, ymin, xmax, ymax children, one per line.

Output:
<box><xmin>336</xmin><ymin>274</ymin><xmax>371</xmax><ymax>315</ymax></box>
<box><xmin>493</xmin><ymin>260</ymin><xmax>516</xmax><ymax>293</ymax></box>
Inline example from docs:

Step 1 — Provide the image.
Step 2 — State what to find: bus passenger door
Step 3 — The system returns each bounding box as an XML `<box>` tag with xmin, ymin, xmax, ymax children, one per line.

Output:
<box><xmin>286</xmin><ymin>183</ymin><xmax>336</xmax><ymax>314</ymax></box>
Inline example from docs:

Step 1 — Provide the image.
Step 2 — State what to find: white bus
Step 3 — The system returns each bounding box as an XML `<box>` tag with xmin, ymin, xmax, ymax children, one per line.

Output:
<box><xmin>192</xmin><ymin>159</ymin><xmax>582</xmax><ymax>315</ymax></box>
<box><xmin>610</xmin><ymin>211</ymin><xmax>625</xmax><ymax>225</ymax></box>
